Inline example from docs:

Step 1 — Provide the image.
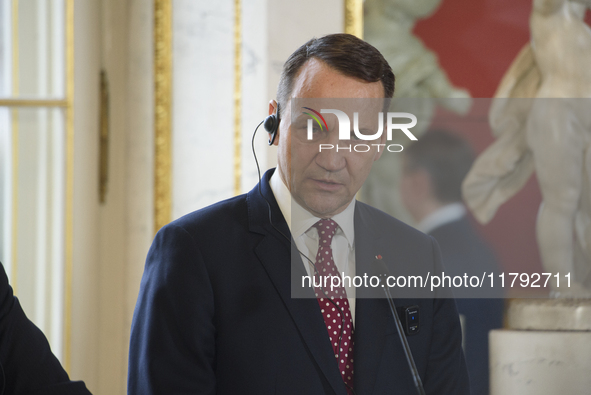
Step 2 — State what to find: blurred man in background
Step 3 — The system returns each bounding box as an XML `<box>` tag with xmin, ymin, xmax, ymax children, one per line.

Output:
<box><xmin>400</xmin><ymin>130</ymin><xmax>504</xmax><ymax>395</ymax></box>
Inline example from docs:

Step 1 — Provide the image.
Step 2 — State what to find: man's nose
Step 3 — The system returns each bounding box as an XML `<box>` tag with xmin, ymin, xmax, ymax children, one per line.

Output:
<box><xmin>315</xmin><ymin>132</ymin><xmax>348</xmax><ymax>172</ymax></box>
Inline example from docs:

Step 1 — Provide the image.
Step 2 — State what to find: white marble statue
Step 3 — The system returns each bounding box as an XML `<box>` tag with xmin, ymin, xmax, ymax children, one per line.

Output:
<box><xmin>463</xmin><ymin>0</ymin><xmax>591</xmax><ymax>297</ymax></box>
<box><xmin>364</xmin><ymin>0</ymin><xmax>471</xmax><ymax>115</ymax></box>
<box><xmin>364</xmin><ymin>0</ymin><xmax>471</xmax><ymax>221</ymax></box>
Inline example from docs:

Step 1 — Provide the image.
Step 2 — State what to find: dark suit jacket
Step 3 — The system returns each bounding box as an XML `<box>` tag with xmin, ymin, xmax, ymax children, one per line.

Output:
<box><xmin>128</xmin><ymin>169</ymin><xmax>469</xmax><ymax>394</ymax></box>
<box><xmin>429</xmin><ymin>217</ymin><xmax>504</xmax><ymax>395</ymax></box>
<box><xmin>0</xmin><ymin>263</ymin><xmax>91</xmax><ymax>395</ymax></box>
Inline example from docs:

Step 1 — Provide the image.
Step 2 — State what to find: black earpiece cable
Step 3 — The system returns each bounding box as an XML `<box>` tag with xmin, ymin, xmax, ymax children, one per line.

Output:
<box><xmin>252</xmin><ymin>119</ymin><xmax>357</xmax><ymax>395</ymax></box>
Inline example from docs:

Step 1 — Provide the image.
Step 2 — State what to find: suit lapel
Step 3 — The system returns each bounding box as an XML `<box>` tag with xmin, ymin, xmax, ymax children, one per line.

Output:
<box><xmin>353</xmin><ymin>203</ymin><xmax>392</xmax><ymax>395</ymax></box>
<box><xmin>248</xmin><ymin>170</ymin><xmax>348</xmax><ymax>395</ymax></box>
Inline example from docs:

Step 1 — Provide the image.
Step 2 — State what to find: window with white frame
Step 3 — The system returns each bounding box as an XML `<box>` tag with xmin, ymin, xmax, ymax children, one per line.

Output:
<box><xmin>0</xmin><ymin>0</ymin><xmax>71</xmax><ymax>364</ymax></box>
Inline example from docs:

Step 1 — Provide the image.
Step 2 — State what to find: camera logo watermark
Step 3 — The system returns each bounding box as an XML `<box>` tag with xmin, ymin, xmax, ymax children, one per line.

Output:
<box><xmin>302</xmin><ymin>107</ymin><xmax>418</xmax><ymax>152</ymax></box>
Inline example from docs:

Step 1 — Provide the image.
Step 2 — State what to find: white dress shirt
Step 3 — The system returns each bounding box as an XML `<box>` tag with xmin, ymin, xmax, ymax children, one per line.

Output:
<box><xmin>417</xmin><ymin>202</ymin><xmax>466</xmax><ymax>234</ymax></box>
<box><xmin>269</xmin><ymin>170</ymin><xmax>357</xmax><ymax>324</ymax></box>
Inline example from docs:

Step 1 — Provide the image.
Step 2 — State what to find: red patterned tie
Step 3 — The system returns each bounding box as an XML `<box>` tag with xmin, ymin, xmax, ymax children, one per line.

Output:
<box><xmin>312</xmin><ymin>219</ymin><xmax>354</xmax><ymax>393</ymax></box>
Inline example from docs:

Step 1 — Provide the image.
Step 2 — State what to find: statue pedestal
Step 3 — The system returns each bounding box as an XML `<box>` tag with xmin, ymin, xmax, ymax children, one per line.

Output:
<box><xmin>490</xmin><ymin>299</ymin><xmax>591</xmax><ymax>395</ymax></box>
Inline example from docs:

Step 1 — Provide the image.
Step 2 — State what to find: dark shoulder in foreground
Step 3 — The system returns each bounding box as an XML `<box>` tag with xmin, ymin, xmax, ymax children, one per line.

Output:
<box><xmin>0</xmin><ymin>263</ymin><xmax>92</xmax><ymax>395</ymax></box>
<box><xmin>164</xmin><ymin>193</ymin><xmax>250</xmax><ymax>235</ymax></box>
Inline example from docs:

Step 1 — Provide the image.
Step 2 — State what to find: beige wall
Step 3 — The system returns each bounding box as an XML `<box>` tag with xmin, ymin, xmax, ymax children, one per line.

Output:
<box><xmin>70</xmin><ymin>0</ymin><xmax>153</xmax><ymax>393</ymax></box>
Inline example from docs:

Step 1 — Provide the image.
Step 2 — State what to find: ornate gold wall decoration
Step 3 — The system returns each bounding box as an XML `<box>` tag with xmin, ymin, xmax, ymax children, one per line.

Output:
<box><xmin>0</xmin><ymin>99</ymin><xmax>68</xmax><ymax>107</ymax></box>
<box><xmin>154</xmin><ymin>0</ymin><xmax>172</xmax><ymax>234</ymax></box>
<box><xmin>345</xmin><ymin>0</ymin><xmax>364</xmax><ymax>38</ymax></box>
<box><xmin>99</xmin><ymin>70</ymin><xmax>110</xmax><ymax>204</ymax></box>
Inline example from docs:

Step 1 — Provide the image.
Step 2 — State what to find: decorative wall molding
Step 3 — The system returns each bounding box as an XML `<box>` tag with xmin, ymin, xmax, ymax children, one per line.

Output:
<box><xmin>344</xmin><ymin>0</ymin><xmax>363</xmax><ymax>38</ymax></box>
<box><xmin>153</xmin><ymin>0</ymin><xmax>172</xmax><ymax>234</ymax></box>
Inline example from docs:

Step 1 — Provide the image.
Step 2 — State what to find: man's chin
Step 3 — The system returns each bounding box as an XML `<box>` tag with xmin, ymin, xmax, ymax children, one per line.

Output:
<box><xmin>300</xmin><ymin>196</ymin><xmax>351</xmax><ymax>218</ymax></box>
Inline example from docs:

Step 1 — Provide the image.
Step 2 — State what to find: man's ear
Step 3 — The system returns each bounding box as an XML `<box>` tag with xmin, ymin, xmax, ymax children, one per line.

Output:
<box><xmin>268</xmin><ymin>100</ymin><xmax>277</xmax><ymax>116</ymax></box>
<box><xmin>267</xmin><ymin>100</ymin><xmax>280</xmax><ymax>146</ymax></box>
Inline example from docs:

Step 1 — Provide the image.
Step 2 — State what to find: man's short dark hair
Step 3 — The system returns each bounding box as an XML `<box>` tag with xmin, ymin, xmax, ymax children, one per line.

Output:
<box><xmin>276</xmin><ymin>33</ymin><xmax>395</xmax><ymax>118</ymax></box>
<box><xmin>404</xmin><ymin>130</ymin><xmax>475</xmax><ymax>203</ymax></box>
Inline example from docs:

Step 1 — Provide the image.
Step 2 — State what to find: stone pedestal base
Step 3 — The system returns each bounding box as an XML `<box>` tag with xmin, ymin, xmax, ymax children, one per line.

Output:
<box><xmin>507</xmin><ymin>298</ymin><xmax>591</xmax><ymax>331</ymax></box>
<box><xmin>490</xmin><ymin>330</ymin><xmax>591</xmax><ymax>394</ymax></box>
<box><xmin>490</xmin><ymin>299</ymin><xmax>591</xmax><ymax>395</ymax></box>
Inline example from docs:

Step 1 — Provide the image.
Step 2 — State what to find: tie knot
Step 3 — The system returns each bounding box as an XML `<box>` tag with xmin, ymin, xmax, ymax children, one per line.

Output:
<box><xmin>313</xmin><ymin>219</ymin><xmax>339</xmax><ymax>243</ymax></box>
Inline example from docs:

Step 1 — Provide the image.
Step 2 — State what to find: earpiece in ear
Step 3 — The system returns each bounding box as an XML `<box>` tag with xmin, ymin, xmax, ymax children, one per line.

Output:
<box><xmin>264</xmin><ymin>114</ymin><xmax>279</xmax><ymax>146</ymax></box>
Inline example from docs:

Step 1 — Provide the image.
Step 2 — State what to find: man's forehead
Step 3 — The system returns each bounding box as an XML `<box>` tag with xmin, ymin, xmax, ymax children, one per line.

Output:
<box><xmin>290</xmin><ymin>97</ymin><xmax>386</xmax><ymax>124</ymax></box>
<box><xmin>289</xmin><ymin>58</ymin><xmax>384</xmax><ymax>100</ymax></box>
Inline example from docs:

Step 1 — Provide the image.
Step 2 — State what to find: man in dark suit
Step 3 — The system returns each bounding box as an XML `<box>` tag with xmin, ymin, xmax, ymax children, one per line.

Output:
<box><xmin>400</xmin><ymin>130</ymin><xmax>505</xmax><ymax>395</ymax></box>
<box><xmin>128</xmin><ymin>34</ymin><xmax>469</xmax><ymax>394</ymax></box>
<box><xmin>0</xmin><ymin>262</ymin><xmax>92</xmax><ymax>395</ymax></box>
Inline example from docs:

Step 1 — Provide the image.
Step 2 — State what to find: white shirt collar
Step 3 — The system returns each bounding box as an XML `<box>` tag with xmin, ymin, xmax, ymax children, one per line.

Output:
<box><xmin>417</xmin><ymin>202</ymin><xmax>466</xmax><ymax>234</ymax></box>
<box><xmin>269</xmin><ymin>169</ymin><xmax>356</xmax><ymax>248</ymax></box>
